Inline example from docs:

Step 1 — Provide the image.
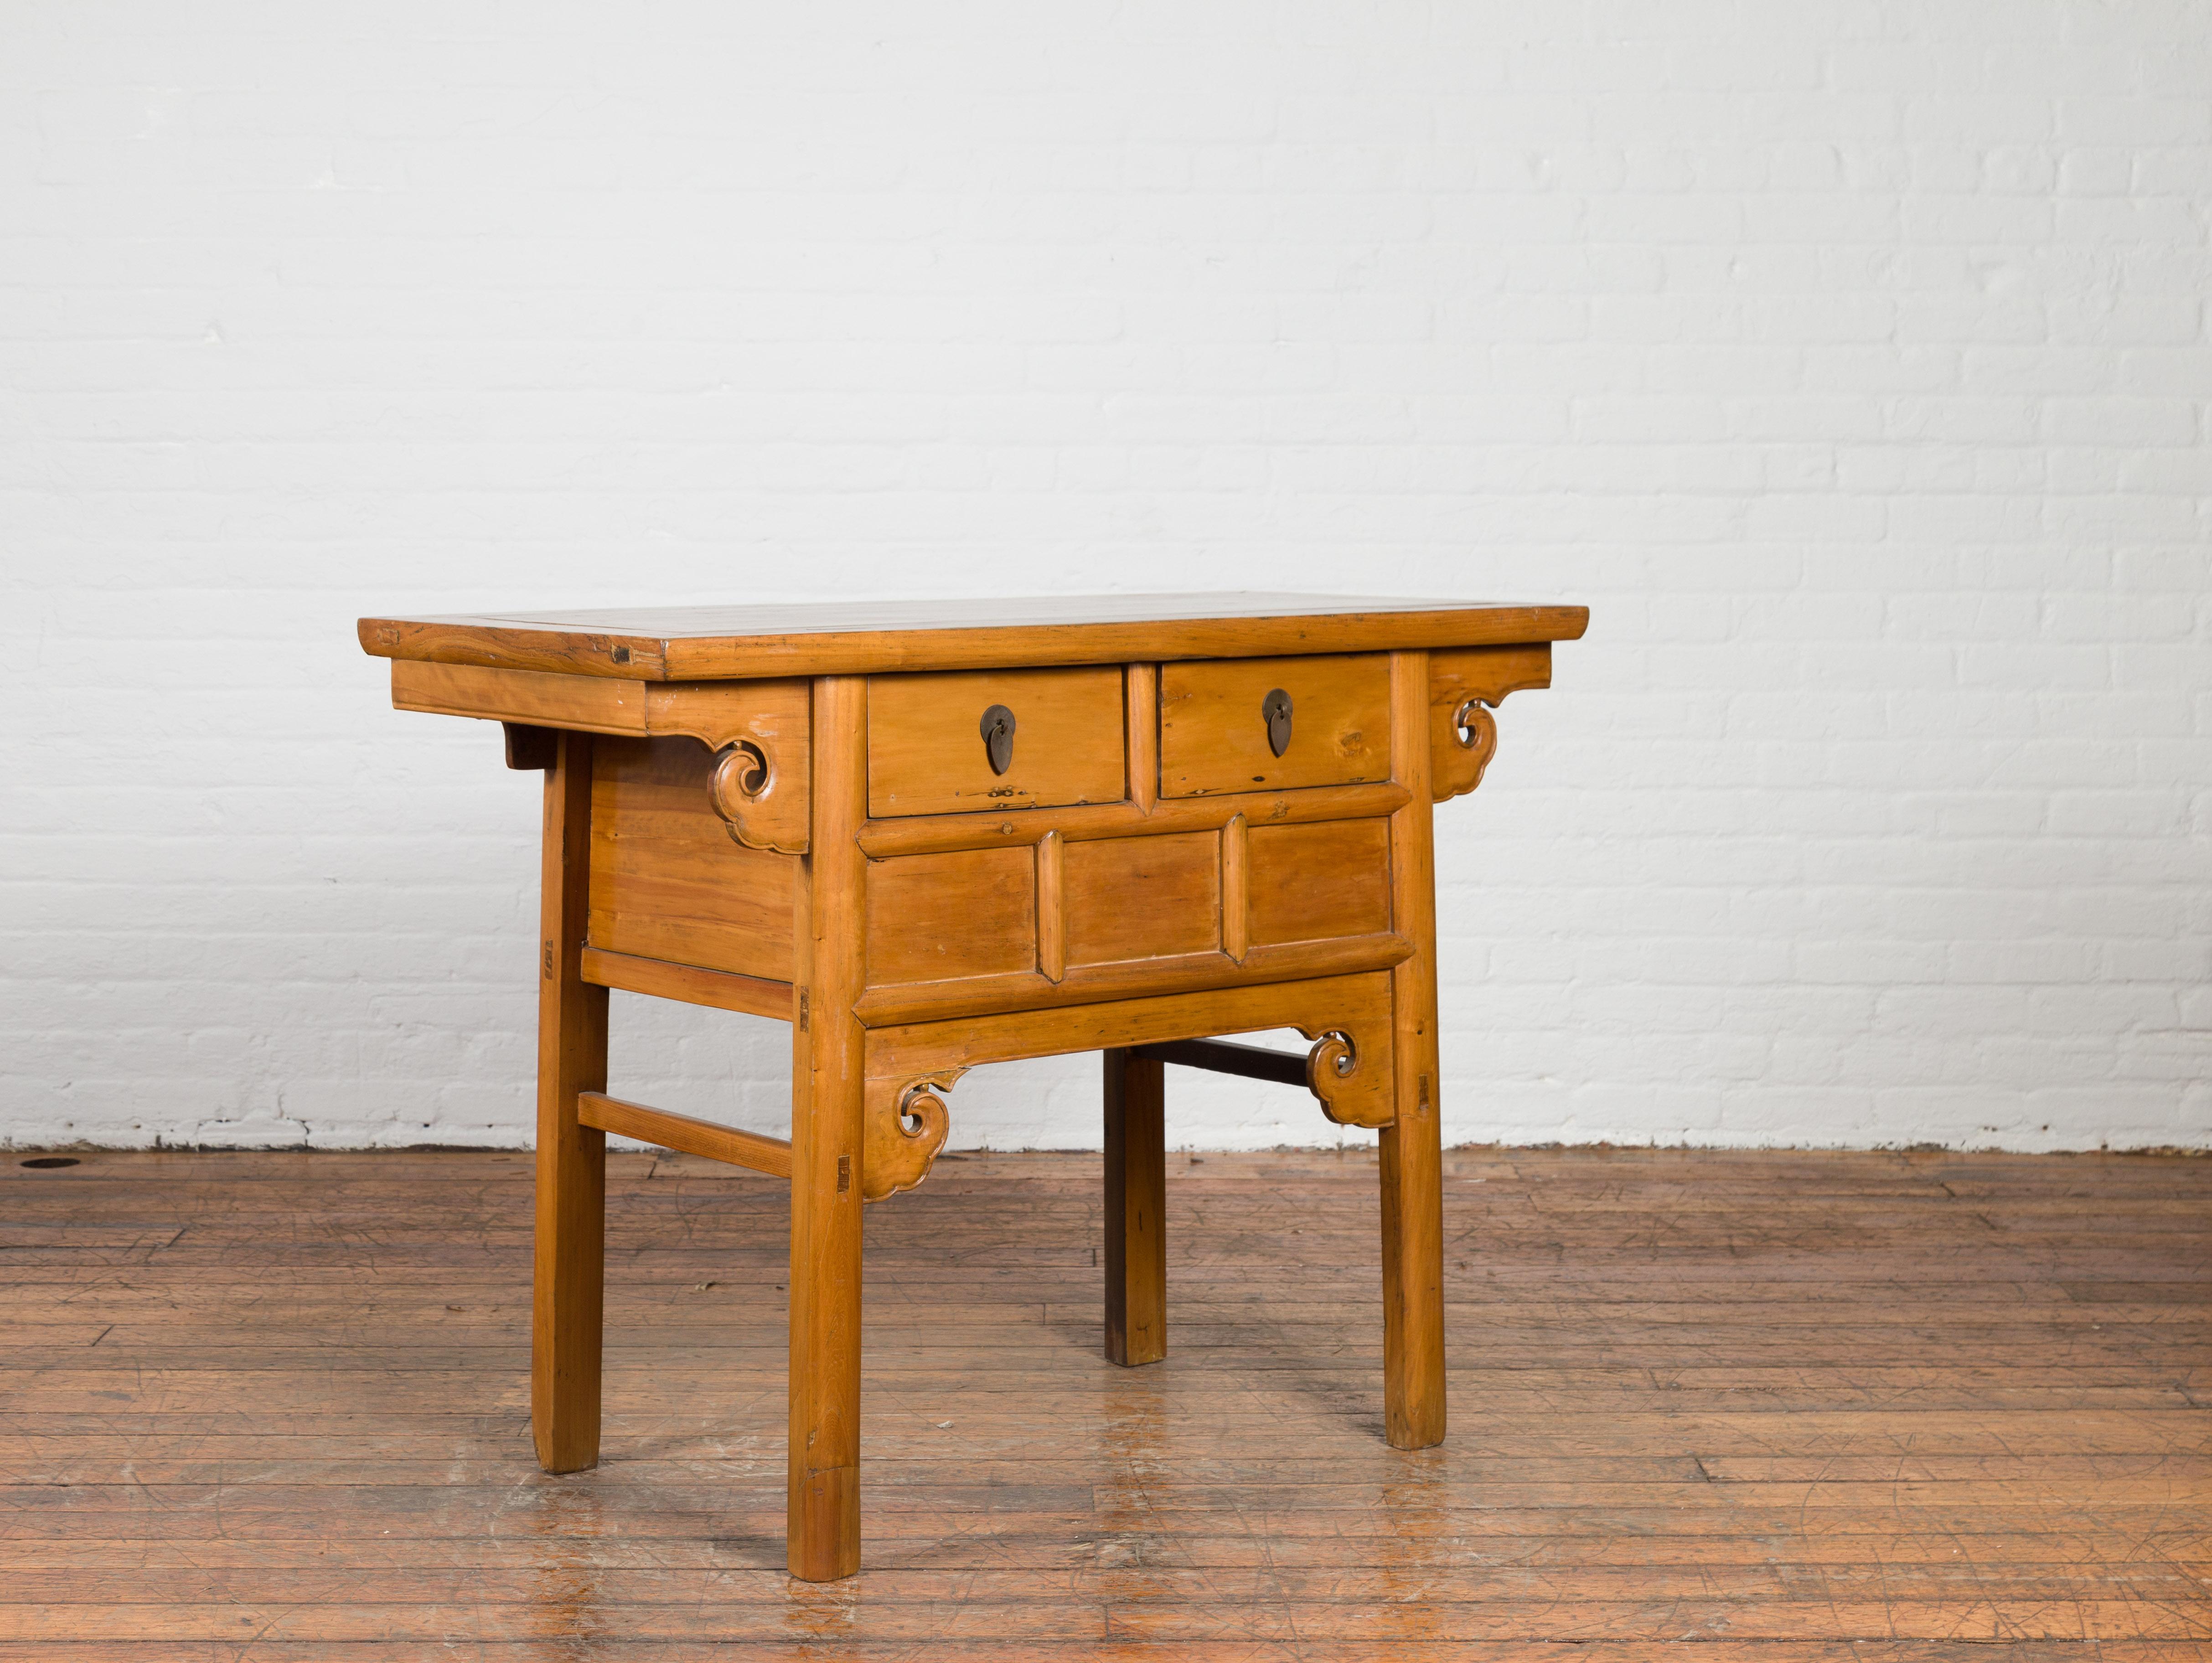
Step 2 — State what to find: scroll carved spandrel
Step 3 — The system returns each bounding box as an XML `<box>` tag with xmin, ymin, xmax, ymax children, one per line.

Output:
<box><xmin>646</xmin><ymin>680</ymin><xmax>813</xmax><ymax>854</ymax></box>
<box><xmin>708</xmin><ymin>739</ymin><xmax>785</xmax><ymax>846</ymax></box>
<box><xmin>861</xmin><ymin>1069</ymin><xmax>967</xmax><ymax>1202</ymax></box>
<box><xmin>1441</xmin><ymin>700</ymin><xmax>1498</xmax><ymax>798</ymax></box>
<box><xmin>1428</xmin><ymin>644</ymin><xmax>1550</xmax><ymax>804</ymax></box>
<box><xmin>1298</xmin><ymin>1021</ymin><xmax>1395</xmax><ymax>1129</ymax></box>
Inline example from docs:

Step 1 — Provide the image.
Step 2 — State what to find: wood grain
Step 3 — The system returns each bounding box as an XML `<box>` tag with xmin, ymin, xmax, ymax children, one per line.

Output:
<box><xmin>575</xmin><ymin>1092</ymin><xmax>793</xmax><ymax>1178</ymax></box>
<box><xmin>674</xmin><ymin>679</ymin><xmax>811</xmax><ymax>854</ymax></box>
<box><xmin>1102</xmin><ymin>1048</ymin><xmax>1168</xmax><ymax>1367</ymax></box>
<box><xmin>866</xmin><ymin>666</ymin><xmax>1125</xmax><ymax>817</ymax></box>
<box><xmin>864</xmin><ymin>971</ymin><xmax>1397</xmax><ymax>1085</ymax></box>
<box><xmin>1427</xmin><ymin>643</ymin><xmax>1550</xmax><ymax>803</ymax></box>
<box><xmin>2</xmin><ymin>1143</ymin><xmax>2201</xmax><ymax>1653</ymax></box>
<box><xmin>1035</xmin><ymin>830</ymin><xmax>1067</xmax><ymax>983</ymax></box>
<box><xmin>1381</xmin><ymin>650</ymin><xmax>1447</xmax><ymax>1450</ymax></box>
<box><xmin>864</xmin><ymin>846</ymin><xmax>1039</xmax><ymax>986</ymax></box>
<box><xmin>395</xmin><ymin>665</ymin><xmax>811</xmax><ymax>852</ymax></box>
<box><xmin>586</xmin><ymin>736</ymin><xmax>796</xmax><ymax>982</ymax></box>
<box><xmin>578</xmin><ymin>946</ymin><xmax>792</xmax><ymax>1022</ymax></box>
<box><xmin>855</xmin><ymin>780</ymin><xmax>1411</xmax><ymax>858</ymax></box>
<box><xmin>860</xmin><ymin>1071</ymin><xmax>961</xmax><ymax>1203</ymax></box>
<box><xmin>851</xmin><ymin>930</ymin><xmax>1411</xmax><ymax>1027</ymax></box>
<box><xmin>1060</xmin><ymin>830</ymin><xmax>1221</xmax><ymax>968</ymax></box>
<box><xmin>361</xmin><ymin>593</ymin><xmax>1593</xmax><ymax>681</ymax></box>
<box><xmin>787</xmin><ymin>674</ymin><xmax>869</xmax><ymax>1581</ymax></box>
<box><xmin>1125</xmin><ymin>661</ymin><xmax>1159</xmax><ymax>814</ymax></box>
<box><xmin>1160</xmin><ymin>653</ymin><xmax>1393</xmax><ymax>798</ymax></box>
<box><xmin>1246</xmin><ymin>818</ymin><xmax>1393</xmax><ymax>948</ymax></box>
<box><xmin>373</xmin><ymin>590</ymin><xmax>1583</xmax><ymax>1593</ymax></box>
<box><xmin>1220</xmin><ymin>812</ymin><xmax>1250</xmax><ymax>963</ymax></box>
<box><xmin>393</xmin><ymin>659</ymin><xmax>649</xmax><ymax>733</ymax></box>
<box><xmin>1305</xmin><ymin>1016</ymin><xmax>1397</xmax><ymax>1131</ymax></box>
<box><xmin>531</xmin><ymin>731</ymin><xmax>607</xmax><ymax>1476</ymax></box>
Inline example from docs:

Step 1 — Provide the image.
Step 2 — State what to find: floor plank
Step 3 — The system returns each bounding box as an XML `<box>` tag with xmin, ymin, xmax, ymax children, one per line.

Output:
<box><xmin>0</xmin><ymin>1145</ymin><xmax>2206</xmax><ymax>1657</ymax></box>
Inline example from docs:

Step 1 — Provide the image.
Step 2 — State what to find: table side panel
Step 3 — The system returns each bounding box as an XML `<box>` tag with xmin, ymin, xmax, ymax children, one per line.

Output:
<box><xmin>586</xmin><ymin>737</ymin><xmax>796</xmax><ymax>982</ymax></box>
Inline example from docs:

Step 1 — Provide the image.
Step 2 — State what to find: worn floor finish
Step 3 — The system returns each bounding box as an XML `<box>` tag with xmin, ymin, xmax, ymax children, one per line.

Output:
<box><xmin>0</xmin><ymin>1146</ymin><xmax>2206</xmax><ymax>1661</ymax></box>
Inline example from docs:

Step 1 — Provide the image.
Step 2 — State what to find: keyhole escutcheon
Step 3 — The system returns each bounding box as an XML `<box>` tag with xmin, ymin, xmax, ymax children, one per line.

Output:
<box><xmin>1262</xmin><ymin>688</ymin><xmax>1293</xmax><ymax>757</ymax></box>
<box><xmin>980</xmin><ymin>704</ymin><xmax>1017</xmax><ymax>775</ymax></box>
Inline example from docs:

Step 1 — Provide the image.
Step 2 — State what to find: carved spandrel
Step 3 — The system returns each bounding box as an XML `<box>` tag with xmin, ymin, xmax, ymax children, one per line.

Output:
<box><xmin>862</xmin><ymin>1069</ymin><xmax>967</xmax><ymax>1202</ymax></box>
<box><xmin>645</xmin><ymin>680</ymin><xmax>812</xmax><ymax>854</ymax></box>
<box><xmin>1428</xmin><ymin>644</ymin><xmax>1550</xmax><ymax>804</ymax></box>
<box><xmin>709</xmin><ymin>739</ymin><xmax>791</xmax><ymax>852</ymax></box>
<box><xmin>1297</xmin><ymin>1020</ymin><xmax>1395</xmax><ymax>1129</ymax></box>
<box><xmin>1441</xmin><ymin>699</ymin><xmax>1498</xmax><ymax>798</ymax></box>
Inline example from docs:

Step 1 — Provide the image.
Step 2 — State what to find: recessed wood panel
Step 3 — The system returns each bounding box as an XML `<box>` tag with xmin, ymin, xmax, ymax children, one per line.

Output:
<box><xmin>1062</xmin><ymin>832</ymin><xmax>1222</xmax><ymax>968</ymax></box>
<box><xmin>1245</xmin><ymin>819</ymin><xmax>1392</xmax><ymax>948</ymax></box>
<box><xmin>865</xmin><ymin>847</ymin><xmax>1037</xmax><ymax>986</ymax></box>
<box><xmin>867</xmin><ymin>667</ymin><xmax>1126</xmax><ymax>818</ymax></box>
<box><xmin>1159</xmin><ymin>654</ymin><xmax>1392</xmax><ymax>798</ymax></box>
<box><xmin>587</xmin><ymin>737</ymin><xmax>796</xmax><ymax>981</ymax></box>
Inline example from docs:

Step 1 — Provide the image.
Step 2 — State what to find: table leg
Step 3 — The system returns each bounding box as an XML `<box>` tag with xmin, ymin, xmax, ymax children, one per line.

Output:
<box><xmin>1378</xmin><ymin>1065</ymin><xmax>1445</xmax><ymax>1448</ymax></box>
<box><xmin>1382</xmin><ymin>650</ymin><xmax>1447</xmax><ymax>1449</ymax></box>
<box><xmin>1103</xmin><ymin>1048</ymin><xmax>1167</xmax><ymax>1366</ymax></box>
<box><xmin>787</xmin><ymin>1042</ymin><xmax>863</xmax><ymax>1580</ymax></box>
<box><xmin>788</xmin><ymin>675</ymin><xmax>866</xmax><ymax>1581</ymax></box>
<box><xmin>532</xmin><ymin>731</ymin><xmax>608</xmax><ymax>1474</ymax></box>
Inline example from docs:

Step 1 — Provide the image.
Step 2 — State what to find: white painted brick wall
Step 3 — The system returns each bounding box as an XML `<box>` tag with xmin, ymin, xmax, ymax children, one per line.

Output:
<box><xmin>4</xmin><ymin>2</ymin><xmax>2207</xmax><ymax>1154</ymax></box>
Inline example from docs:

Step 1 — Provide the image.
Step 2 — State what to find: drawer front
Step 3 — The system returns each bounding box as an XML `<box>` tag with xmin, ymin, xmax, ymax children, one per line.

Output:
<box><xmin>868</xmin><ymin>666</ymin><xmax>1126</xmax><ymax>819</ymax></box>
<box><xmin>1158</xmin><ymin>653</ymin><xmax>1392</xmax><ymax>798</ymax></box>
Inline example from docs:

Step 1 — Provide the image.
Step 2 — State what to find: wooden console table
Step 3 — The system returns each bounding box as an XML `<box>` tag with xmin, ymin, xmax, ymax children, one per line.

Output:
<box><xmin>358</xmin><ymin>593</ymin><xmax>1587</xmax><ymax>1580</ymax></box>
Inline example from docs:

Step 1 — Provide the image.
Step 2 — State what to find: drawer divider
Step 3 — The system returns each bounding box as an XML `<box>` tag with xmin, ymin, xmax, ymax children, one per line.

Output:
<box><xmin>1220</xmin><ymin>813</ymin><xmax>1249</xmax><ymax>964</ymax></box>
<box><xmin>1036</xmin><ymin>830</ymin><xmax>1067</xmax><ymax>983</ymax></box>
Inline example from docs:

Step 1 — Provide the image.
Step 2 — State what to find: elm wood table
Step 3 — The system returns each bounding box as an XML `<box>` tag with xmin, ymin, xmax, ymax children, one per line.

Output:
<box><xmin>357</xmin><ymin>593</ymin><xmax>1587</xmax><ymax>1581</ymax></box>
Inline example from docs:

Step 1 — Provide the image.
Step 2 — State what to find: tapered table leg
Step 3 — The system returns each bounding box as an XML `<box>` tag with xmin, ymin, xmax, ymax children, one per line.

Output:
<box><xmin>788</xmin><ymin>675</ymin><xmax>867</xmax><ymax>1581</ymax></box>
<box><xmin>532</xmin><ymin>731</ymin><xmax>608</xmax><ymax>1474</ymax></box>
<box><xmin>1382</xmin><ymin>651</ymin><xmax>1447</xmax><ymax>1449</ymax></box>
<box><xmin>1103</xmin><ymin>1048</ymin><xmax>1167</xmax><ymax>1366</ymax></box>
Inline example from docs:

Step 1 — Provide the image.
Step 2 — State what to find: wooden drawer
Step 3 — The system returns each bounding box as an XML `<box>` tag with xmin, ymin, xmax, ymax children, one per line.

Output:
<box><xmin>867</xmin><ymin>666</ymin><xmax>1126</xmax><ymax>818</ymax></box>
<box><xmin>1158</xmin><ymin>653</ymin><xmax>1391</xmax><ymax>798</ymax></box>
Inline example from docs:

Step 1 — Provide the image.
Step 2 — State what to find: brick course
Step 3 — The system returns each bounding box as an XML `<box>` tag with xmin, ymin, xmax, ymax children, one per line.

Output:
<box><xmin>3</xmin><ymin>3</ymin><xmax>2206</xmax><ymax>1151</ymax></box>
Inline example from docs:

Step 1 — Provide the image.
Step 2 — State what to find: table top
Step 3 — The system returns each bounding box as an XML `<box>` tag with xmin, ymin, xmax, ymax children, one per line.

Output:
<box><xmin>358</xmin><ymin>592</ymin><xmax>1589</xmax><ymax>681</ymax></box>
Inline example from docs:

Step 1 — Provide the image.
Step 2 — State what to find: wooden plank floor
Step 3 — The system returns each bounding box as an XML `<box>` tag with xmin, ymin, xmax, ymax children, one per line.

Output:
<box><xmin>0</xmin><ymin>1145</ymin><xmax>2206</xmax><ymax>1661</ymax></box>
